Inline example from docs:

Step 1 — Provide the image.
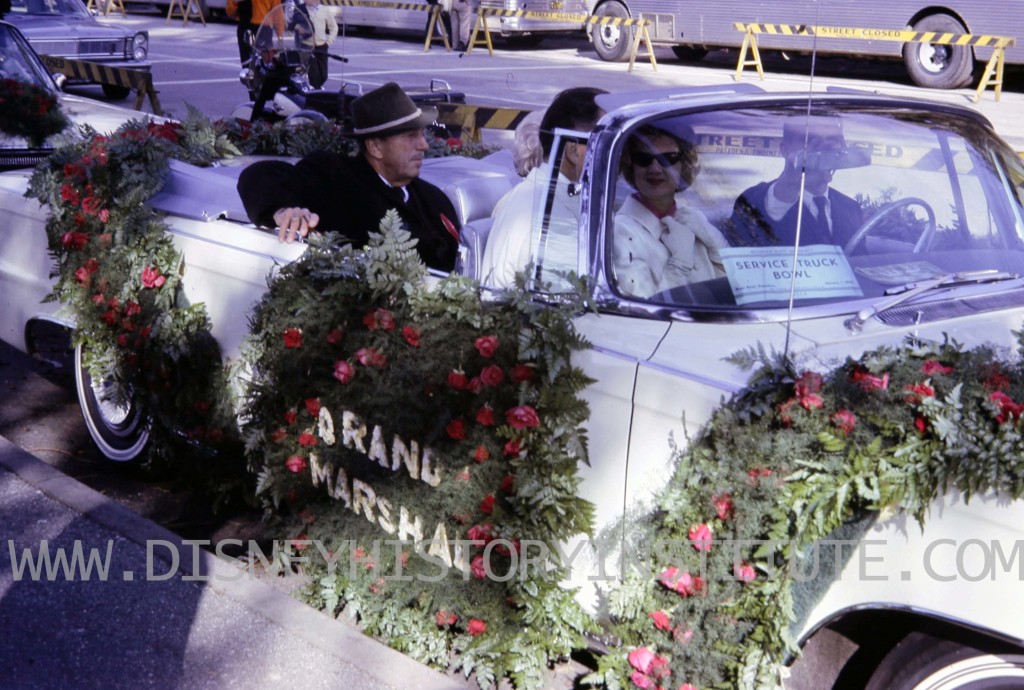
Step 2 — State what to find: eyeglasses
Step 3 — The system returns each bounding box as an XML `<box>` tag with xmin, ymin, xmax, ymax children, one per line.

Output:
<box><xmin>630</xmin><ymin>150</ymin><xmax>683</xmax><ymax>168</ymax></box>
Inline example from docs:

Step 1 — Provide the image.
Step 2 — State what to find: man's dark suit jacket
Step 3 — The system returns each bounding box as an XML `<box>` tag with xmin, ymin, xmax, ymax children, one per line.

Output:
<box><xmin>730</xmin><ymin>181</ymin><xmax>863</xmax><ymax>249</ymax></box>
<box><xmin>237</xmin><ymin>151</ymin><xmax>460</xmax><ymax>271</ymax></box>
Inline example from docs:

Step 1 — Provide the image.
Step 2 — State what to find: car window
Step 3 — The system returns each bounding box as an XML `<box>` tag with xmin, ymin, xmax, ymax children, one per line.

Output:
<box><xmin>0</xmin><ymin>25</ymin><xmax>57</xmax><ymax>88</ymax></box>
<box><xmin>606</xmin><ymin>107</ymin><xmax>1024</xmax><ymax>309</ymax></box>
<box><xmin>10</xmin><ymin>0</ymin><xmax>91</xmax><ymax>17</ymax></box>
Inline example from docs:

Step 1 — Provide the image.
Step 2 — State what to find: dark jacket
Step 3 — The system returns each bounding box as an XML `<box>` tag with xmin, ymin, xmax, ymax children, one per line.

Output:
<box><xmin>730</xmin><ymin>181</ymin><xmax>863</xmax><ymax>249</ymax></box>
<box><xmin>237</xmin><ymin>151</ymin><xmax>460</xmax><ymax>271</ymax></box>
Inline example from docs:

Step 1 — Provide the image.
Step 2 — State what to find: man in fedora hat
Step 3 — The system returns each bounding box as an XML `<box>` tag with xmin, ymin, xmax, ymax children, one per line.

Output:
<box><xmin>237</xmin><ymin>82</ymin><xmax>461</xmax><ymax>271</ymax></box>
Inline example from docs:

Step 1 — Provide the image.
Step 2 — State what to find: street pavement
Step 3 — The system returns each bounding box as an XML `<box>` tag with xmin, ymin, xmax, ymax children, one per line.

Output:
<box><xmin>0</xmin><ymin>437</ymin><xmax>469</xmax><ymax>689</ymax></box>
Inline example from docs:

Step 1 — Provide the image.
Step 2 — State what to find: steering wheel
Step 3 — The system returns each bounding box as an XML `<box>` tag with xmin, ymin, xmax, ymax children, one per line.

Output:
<box><xmin>844</xmin><ymin>196</ymin><xmax>937</xmax><ymax>254</ymax></box>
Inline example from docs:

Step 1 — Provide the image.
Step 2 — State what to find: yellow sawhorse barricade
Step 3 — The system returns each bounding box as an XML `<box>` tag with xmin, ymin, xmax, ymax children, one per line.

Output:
<box><xmin>319</xmin><ymin>0</ymin><xmax>451</xmax><ymax>51</ymax></box>
<box><xmin>733</xmin><ymin>22</ymin><xmax>1015</xmax><ymax>103</ymax></box>
<box><xmin>85</xmin><ymin>0</ymin><xmax>126</xmax><ymax>17</ymax></box>
<box><xmin>166</xmin><ymin>0</ymin><xmax>207</xmax><ymax>25</ymax></box>
<box><xmin>39</xmin><ymin>55</ymin><xmax>164</xmax><ymax>115</ymax></box>
<box><xmin>467</xmin><ymin>8</ymin><xmax>656</xmax><ymax>72</ymax></box>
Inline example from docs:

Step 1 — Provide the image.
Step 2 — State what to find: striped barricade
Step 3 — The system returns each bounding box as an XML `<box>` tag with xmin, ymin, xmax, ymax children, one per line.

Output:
<box><xmin>468</xmin><ymin>8</ymin><xmax>656</xmax><ymax>72</ymax></box>
<box><xmin>39</xmin><ymin>56</ymin><xmax>164</xmax><ymax>115</ymax></box>
<box><xmin>435</xmin><ymin>103</ymin><xmax>533</xmax><ymax>141</ymax></box>
<box><xmin>319</xmin><ymin>0</ymin><xmax>451</xmax><ymax>51</ymax></box>
<box><xmin>733</xmin><ymin>22</ymin><xmax>1016</xmax><ymax>102</ymax></box>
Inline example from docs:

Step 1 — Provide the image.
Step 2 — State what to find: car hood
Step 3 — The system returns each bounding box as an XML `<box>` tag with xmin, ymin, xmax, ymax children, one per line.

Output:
<box><xmin>8</xmin><ymin>16</ymin><xmax>122</xmax><ymax>37</ymax></box>
<box><xmin>0</xmin><ymin>93</ymin><xmax>157</xmax><ymax>149</ymax></box>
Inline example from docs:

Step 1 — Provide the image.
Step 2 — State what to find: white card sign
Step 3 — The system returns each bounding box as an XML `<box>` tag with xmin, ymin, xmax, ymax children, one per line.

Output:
<box><xmin>719</xmin><ymin>245</ymin><xmax>863</xmax><ymax>305</ymax></box>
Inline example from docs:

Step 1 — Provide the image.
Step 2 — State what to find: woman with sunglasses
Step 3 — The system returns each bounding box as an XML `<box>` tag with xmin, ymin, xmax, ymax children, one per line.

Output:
<box><xmin>613</xmin><ymin>125</ymin><xmax>729</xmax><ymax>298</ymax></box>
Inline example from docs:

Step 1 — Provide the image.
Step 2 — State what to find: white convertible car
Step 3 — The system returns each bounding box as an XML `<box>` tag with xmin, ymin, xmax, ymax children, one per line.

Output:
<box><xmin>5</xmin><ymin>15</ymin><xmax>1024</xmax><ymax>684</ymax></box>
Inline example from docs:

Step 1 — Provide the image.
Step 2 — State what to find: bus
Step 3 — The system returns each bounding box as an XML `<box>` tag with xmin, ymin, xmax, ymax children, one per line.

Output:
<box><xmin>587</xmin><ymin>0</ymin><xmax>1024</xmax><ymax>90</ymax></box>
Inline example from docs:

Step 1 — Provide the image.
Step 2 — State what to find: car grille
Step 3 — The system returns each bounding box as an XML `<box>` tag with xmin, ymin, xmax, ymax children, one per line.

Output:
<box><xmin>877</xmin><ymin>288</ymin><xmax>1024</xmax><ymax>326</ymax></box>
<box><xmin>78</xmin><ymin>39</ymin><xmax>126</xmax><ymax>58</ymax></box>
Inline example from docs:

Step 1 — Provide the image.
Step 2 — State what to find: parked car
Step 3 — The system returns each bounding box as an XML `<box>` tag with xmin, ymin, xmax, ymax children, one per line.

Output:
<box><xmin>5</xmin><ymin>25</ymin><xmax>1024</xmax><ymax>679</ymax></box>
<box><xmin>5</xmin><ymin>0</ymin><xmax>150</xmax><ymax>100</ymax></box>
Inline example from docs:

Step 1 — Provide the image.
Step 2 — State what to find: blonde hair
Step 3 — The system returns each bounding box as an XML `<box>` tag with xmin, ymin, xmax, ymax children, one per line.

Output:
<box><xmin>512</xmin><ymin>110</ymin><xmax>545</xmax><ymax>177</ymax></box>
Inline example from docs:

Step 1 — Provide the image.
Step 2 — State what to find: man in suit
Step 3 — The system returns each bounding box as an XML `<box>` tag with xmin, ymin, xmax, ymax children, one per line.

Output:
<box><xmin>731</xmin><ymin>116</ymin><xmax>863</xmax><ymax>249</ymax></box>
<box><xmin>236</xmin><ymin>82</ymin><xmax>460</xmax><ymax>271</ymax></box>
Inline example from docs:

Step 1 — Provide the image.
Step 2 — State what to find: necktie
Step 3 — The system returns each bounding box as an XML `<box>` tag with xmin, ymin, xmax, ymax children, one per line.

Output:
<box><xmin>812</xmin><ymin>196</ymin><xmax>830</xmax><ymax>240</ymax></box>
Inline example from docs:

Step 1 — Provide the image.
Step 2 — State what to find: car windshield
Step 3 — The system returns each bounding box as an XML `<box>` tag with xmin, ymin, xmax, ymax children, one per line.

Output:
<box><xmin>0</xmin><ymin>24</ymin><xmax>58</xmax><ymax>89</ymax></box>
<box><xmin>9</xmin><ymin>0</ymin><xmax>92</xmax><ymax>17</ymax></box>
<box><xmin>602</xmin><ymin>105</ymin><xmax>1024</xmax><ymax>310</ymax></box>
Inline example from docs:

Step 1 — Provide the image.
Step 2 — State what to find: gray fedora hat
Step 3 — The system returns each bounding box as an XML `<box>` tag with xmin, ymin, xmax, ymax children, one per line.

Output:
<box><xmin>351</xmin><ymin>82</ymin><xmax>438</xmax><ymax>138</ymax></box>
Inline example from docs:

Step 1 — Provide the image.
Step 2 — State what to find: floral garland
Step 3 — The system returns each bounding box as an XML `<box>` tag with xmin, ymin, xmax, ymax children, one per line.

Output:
<box><xmin>0</xmin><ymin>78</ymin><xmax>69</xmax><ymax>148</ymax></box>
<box><xmin>584</xmin><ymin>335</ymin><xmax>1024</xmax><ymax>690</ymax></box>
<box><xmin>242</xmin><ymin>219</ymin><xmax>597</xmax><ymax>688</ymax></box>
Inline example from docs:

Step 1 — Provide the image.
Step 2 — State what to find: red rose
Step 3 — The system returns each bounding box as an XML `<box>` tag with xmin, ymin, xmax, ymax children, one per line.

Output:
<box><xmin>688</xmin><ymin>523</ymin><xmax>713</xmax><ymax>552</ymax></box>
<box><xmin>282</xmin><ymin>328</ymin><xmax>303</xmax><ymax>349</ymax></box>
<box><xmin>915</xmin><ymin>416</ymin><xmax>929</xmax><ymax>434</ymax></box>
<box><xmin>474</xmin><ymin>335</ymin><xmax>499</xmax><ymax>358</ymax></box>
<box><xmin>402</xmin><ymin>325</ymin><xmax>421</xmax><ymax>347</ymax></box>
<box><xmin>466</xmin><ymin>524</ymin><xmax>494</xmax><ymax>544</ymax></box>
<box><xmin>298</xmin><ymin>432</ymin><xmax>317</xmax><ymax>447</ymax></box>
<box><xmin>60</xmin><ymin>184</ymin><xmax>81</xmax><ymax>205</ymax></box>
<box><xmin>326</xmin><ymin>328</ymin><xmax>344</xmax><ymax>345</ymax></box>
<box><xmin>904</xmin><ymin>382</ymin><xmax>936</xmax><ymax>404</ymax></box>
<box><xmin>333</xmin><ymin>360</ymin><xmax>355</xmax><ymax>383</ymax></box>
<box><xmin>505</xmin><ymin>405</ymin><xmax>540</xmax><ymax>429</ymax></box>
<box><xmin>435</xmin><ymin>610</ymin><xmax>457</xmax><ymax>627</ymax></box>
<box><xmin>794</xmin><ymin>371</ymin><xmax>823</xmax><ymax>398</ymax></box>
<box><xmin>470</xmin><ymin>555</ymin><xmax>487</xmax><ymax>579</ymax></box>
<box><xmin>271</xmin><ymin>427</ymin><xmax>288</xmax><ymax>443</ymax></box>
<box><xmin>475</xmin><ymin>405</ymin><xmax>495</xmax><ymax>427</ymax></box>
<box><xmin>648</xmin><ymin>610</ymin><xmax>671</xmax><ymax>631</ymax></box>
<box><xmin>448</xmin><ymin>370</ymin><xmax>468</xmax><ymax>390</ymax></box>
<box><xmin>285</xmin><ymin>455</ymin><xmax>307</xmax><ymax>473</ymax></box>
<box><xmin>831</xmin><ymin>409</ymin><xmax>857</xmax><ymax>436</ymax></box>
<box><xmin>509</xmin><ymin>363</ymin><xmax>535</xmax><ymax>383</ymax></box>
<box><xmin>81</xmin><ymin>195</ymin><xmax>104</xmax><ymax>216</ymax></box>
<box><xmin>921</xmin><ymin>360</ymin><xmax>954</xmax><ymax>376</ymax></box>
<box><xmin>850</xmin><ymin>366</ymin><xmax>889</xmax><ymax>392</ymax></box>
<box><xmin>473</xmin><ymin>445</ymin><xmax>490</xmax><ymax>463</ymax></box>
<box><xmin>503</xmin><ymin>437</ymin><xmax>524</xmax><ymax>457</ymax></box>
<box><xmin>123</xmin><ymin>301</ymin><xmax>141</xmax><ymax>317</ymax></box>
<box><xmin>284</xmin><ymin>409</ymin><xmax>298</xmax><ymax>425</ymax></box>
<box><xmin>305</xmin><ymin>398</ymin><xmax>321</xmax><ymax>417</ymax></box>
<box><xmin>990</xmin><ymin>391</ymin><xmax>1024</xmax><ymax>424</ymax></box>
<box><xmin>480</xmin><ymin>365</ymin><xmax>504</xmax><ymax>387</ymax></box>
<box><xmin>61</xmin><ymin>231</ymin><xmax>89</xmax><ymax>250</ymax></box>
<box><xmin>500</xmin><ymin>473</ymin><xmax>515</xmax><ymax>493</ymax></box>
<box><xmin>712</xmin><ymin>494</ymin><xmax>733</xmax><ymax>521</ymax></box>
<box><xmin>446</xmin><ymin>418</ymin><xmax>467</xmax><ymax>440</ymax></box>
<box><xmin>466</xmin><ymin>619</ymin><xmax>487</xmax><ymax>636</ymax></box>
<box><xmin>140</xmin><ymin>265</ymin><xmax>166</xmax><ymax>289</ymax></box>
<box><xmin>479</xmin><ymin>494</ymin><xmax>496</xmax><ymax>515</ymax></box>
<box><xmin>363</xmin><ymin>308</ymin><xmax>395</xmax><ymax>331</ymax></box>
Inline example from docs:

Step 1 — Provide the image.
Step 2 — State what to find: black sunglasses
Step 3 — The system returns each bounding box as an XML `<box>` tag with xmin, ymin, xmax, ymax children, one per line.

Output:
<box><xmin>630</xmin><ymin>150</ymin><xmax>683</xmax><ymax>168</ymax></box>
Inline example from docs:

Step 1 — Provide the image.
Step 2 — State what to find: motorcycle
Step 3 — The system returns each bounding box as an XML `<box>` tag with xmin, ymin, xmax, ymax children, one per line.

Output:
<box><xmin>231</xmin><ymin>3</ymin><xmax>348</xmax><ymax>124</ymax></box>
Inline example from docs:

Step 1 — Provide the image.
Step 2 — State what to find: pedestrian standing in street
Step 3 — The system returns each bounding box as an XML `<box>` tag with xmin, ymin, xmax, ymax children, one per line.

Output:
<box><xmin>425</xmin><ymin>0</ymin><xmax>453</xmax><ymax>48</ymax></box>
<box><xmin>292</xmin><ymin>0</ymin><xmax>338</xmax><ymax>89</ymax></box>
<box><xmin>248</xmin><ymin>0</ymin><xmax>282</xmax><ymax>58</ymax></box>
<box><xmin>227</xmin><ymin>0</ymin><xmax>254</xmax><ymax>65</ymax></box>
<box><xmin>449</xmin><ymin>0</ymin><xmax>478</xmax><ymax>52</ymax></box>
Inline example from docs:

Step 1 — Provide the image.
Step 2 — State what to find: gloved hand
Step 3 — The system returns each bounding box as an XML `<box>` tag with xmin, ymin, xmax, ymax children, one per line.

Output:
<box><xmin>660</xmin><ymin>215</ymin><xmax>698</xmax><ymax>272</ymax></box>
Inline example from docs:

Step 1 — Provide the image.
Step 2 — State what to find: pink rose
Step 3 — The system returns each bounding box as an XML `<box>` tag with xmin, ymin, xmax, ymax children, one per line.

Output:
<box><xmin>282</xmin><ymin>328</ymin><xmax>303</xmax><ymax>349</ymax></box>
<box><xmin>505</xmin><ymin>405</ymin><xmax>540</xmax><ymax>430</ymax></box>
<box><xmin>474</xmin><ymin>335</ymin><xmax>499</xmax><ymax>358</ymax></box>
<box><xmin>285</xmin><ymin>455</ymin><xmax>306</xmax><ymax>473</ymax></box>
<box><xmin>627</xmin><ymin>647</ymin><xmax>656</xmax><ymax>674</ymax></box>
<box><xmin>326</xmin><ymin>328</ymin><xmax>344</xmax><ymax>345</ymax></box>
<box><xmin>503</xmin><ymin>437</ymin><xmax>524</xmax><ymax>457</ymax></box>
<box><xmin>630</xmin><ymin>671</ymin><xmax>652</xmax><ymax>689</ymax></box>
<box><xmin>467</xmin><ymin>619</ymin><xmax>487</xmax><ymax>636</ymax></box>
<box><xmin>362</xmin><ymin>308</ymin><xmax>395</xmax><ymax>331</ymax></box>
<box><xmin>734</xmin><ymin>562</ymin><xmax>756</xmax><ymax>583</ymax></box>
<box><xmin>471</xmin><ymin>554</ymin><xmax>487</xmax><ymax>579</ymax></box>
<box><xmin>473</xmin><ymin>445</ymin><xmax>489</xmax><ymax>463</ymax></box>
<box><xmin>794</xmin><ymin>371</ymin><xmax>823</xmax><ymax>398</ymax></box>
<box><xmin>466</xmin><ymin>523</ymin><xmax>494</xmax><ymax>544</ymax></box>
<box><xmin>447</xmin><ymin>370</ymin><xmax>468</xmax><ymax>390</ymax></box>
<box><xmin>355</xmin><ymin>347</ymin><xmax>386</xmax><ymax>368</ymax></box>
<box><xmin>333</xmin><ymin>360</ymin><xmax>355</xmax><ymax>383</ymax></box>
<box><xmin>851</xmin><ymin>367</ymin><xmax>889</xmax><ymax>392</ymax></box>
<box><xmin>688</xmin><ymin>523</ymin><xmax>713</xmax><ymax>552</ymax></box>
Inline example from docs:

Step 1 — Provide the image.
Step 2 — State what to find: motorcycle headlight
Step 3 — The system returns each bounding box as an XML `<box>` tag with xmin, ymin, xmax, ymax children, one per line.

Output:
<box><xmin>131</xmin><ymin>32</ymin><xmax>148</xmax><ymax>61</ymax></box>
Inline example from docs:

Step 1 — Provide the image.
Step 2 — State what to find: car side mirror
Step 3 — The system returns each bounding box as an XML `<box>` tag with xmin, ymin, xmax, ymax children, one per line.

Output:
<box><xmin>51</xmin><ymin>72</ymin><xmax>67</xmax><ymax>91</ymax></box>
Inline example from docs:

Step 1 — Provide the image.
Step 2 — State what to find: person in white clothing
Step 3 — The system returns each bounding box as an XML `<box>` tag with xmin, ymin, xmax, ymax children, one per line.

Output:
<box><xmin>292</xmin><ymin>0</ymin><xmax>338</xmax><ymax>89</ymax></box>
<box><xmin>480</xmin><ymin>87</ymin><xmax>606</xmax><ymax>289</ymax></box>
<box><xmin>613</xmin><ymin>125</ymin><xmax>728</xmax><ymax>299</ymax></box>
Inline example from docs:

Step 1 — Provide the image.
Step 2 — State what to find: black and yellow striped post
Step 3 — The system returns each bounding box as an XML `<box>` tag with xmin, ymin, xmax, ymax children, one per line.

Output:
<box><xmin>435</xmin><ymin>103</ymin><xmax>532</xmax><ymax>142</ymax></box>
<box><xmin>321</xmin><ymin>0</ymin><xmax>451</xmax><ymax>51</ymax></box>
<box><xmin>39</xmin><ymin>55</ymin><xmax>164</xmax><ymax>115</ymax></box>
<box><xmin>467</xmin><ymin>8</ymin><xmax>656</xmax><ymax>71</ymax></box>
<box><xmin>732</xmin><ymin>22</ymin><xmax>1016</xmax><ymax>101</ymax></box>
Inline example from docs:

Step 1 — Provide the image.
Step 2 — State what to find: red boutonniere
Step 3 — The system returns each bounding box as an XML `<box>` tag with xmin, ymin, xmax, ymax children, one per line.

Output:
<box><xmin>440</xmin><ymin>213</ymin><xmax>459</xmax><ymax>241</ymax></box>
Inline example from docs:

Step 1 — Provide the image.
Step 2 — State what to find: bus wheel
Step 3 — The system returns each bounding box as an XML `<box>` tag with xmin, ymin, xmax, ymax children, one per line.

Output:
<box><xmin>671</xmin><ymin>45</ymin><xmax>708</xmax><ymax>62</ymax></box>
<box><xmin>903</xmin><ymin>14</ymin><xmax>974</xmax><ymax>89</ymax></box>
<box><xmin>865</xmin><ymin>632</ymin><xmax>1024</xmax><ymax>689</ymax></box>
<box><xmin>592</xmin><ymin>0</ymin><xmax>632</xmax><ymax>62</ymax></box>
